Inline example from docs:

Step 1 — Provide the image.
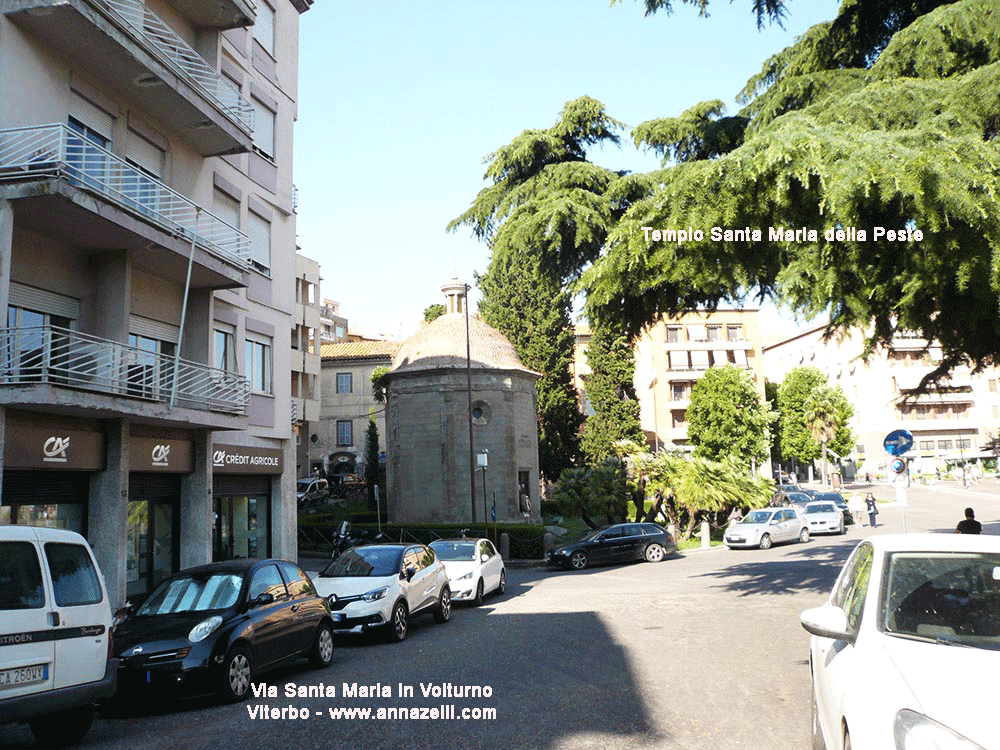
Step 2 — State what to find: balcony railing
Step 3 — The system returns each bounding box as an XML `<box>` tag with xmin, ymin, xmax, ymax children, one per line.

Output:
<box><xmin>0</xmin><ymin>124</ymin><xmax>252</xmax><ymax>268</ymax></box>
<box><xmin>100</xmin><ymin>0</ymin><xmax>253</xmax><ymax>134</ymax></box>
<box><xmin>0</xmin><ymin>325</ymin><xmax>249</xmax><ymax>415</ymax></box>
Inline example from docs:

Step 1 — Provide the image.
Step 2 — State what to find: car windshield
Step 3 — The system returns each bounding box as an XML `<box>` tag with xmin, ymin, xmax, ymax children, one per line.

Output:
<box><xmin>882</xmin><ymin>551</ymin><xmax>1000</xmax><ymax>650</ymax></box>
<box><xmin>805</xmin><ymin>505</ymin><xmax>835</xmax><ymax>514</ymax></box>
<box><xmin>320</xmin><ymin>547</ymin><xmax>403</xmax><ymax>578</ymax></box>
<box><xmin>430</xmin><ymin>542</ymin><xmax>476</xmax><ymax>561</ymax></box>
<box><xmin>579</xmin><ymin>528</ymin><xmax>608</xmax><ymax>542</ymax></box>
<box><xmin>137</xmin><ymin>573</ymin><xmax>243</xmax><ymax>614</ymax></box>
<box><xmin>742</xmin><ymin>511</ymin><xmax>774</xmax><ymax>524</ymax></box>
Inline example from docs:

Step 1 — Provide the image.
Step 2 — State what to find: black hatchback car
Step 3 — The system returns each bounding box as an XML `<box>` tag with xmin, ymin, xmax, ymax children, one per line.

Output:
<box><xmin>112</xmin><ymin>559</ymin><xmax>334</xmax><ymax>703</ymax></box>
<box><xmin>547</xmin><ymin>522</ymin><xmax>677</xmax><ymax>570</ymax></box>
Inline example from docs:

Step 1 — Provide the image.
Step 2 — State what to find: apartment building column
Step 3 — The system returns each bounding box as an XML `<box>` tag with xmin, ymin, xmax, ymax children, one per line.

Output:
<box><xmin>180</xmin><ymin>429</ymin><xmax>212</xmax><ymax>569</ymax></box>
<box><xmin>89</xmin><ymin>419</ymin><xmax>129</xmax><ymax>609</ymax></box>
<box><xmin>273</xmin><ymin>440</ymin><xmax>296</xmax><ymax>560</ymax></box>
<box><xmin>91</xmin><ymin>251</ymin><xmax>130</xmax><ymax>343</ymax></box>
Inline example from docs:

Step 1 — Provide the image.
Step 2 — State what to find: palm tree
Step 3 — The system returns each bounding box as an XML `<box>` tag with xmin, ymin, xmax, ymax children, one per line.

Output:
<box><xmin>803</xmin><ymin>386</ymin><xmax>841</xmax><ymax>487</ymax></box>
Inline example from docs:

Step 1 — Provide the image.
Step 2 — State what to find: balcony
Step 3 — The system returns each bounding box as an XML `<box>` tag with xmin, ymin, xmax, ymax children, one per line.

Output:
<box><xmin>0</xmin><ymin>124</ymin><xmax>250</xmax><ymax>288</ymax></box>
<box><xmin>3</xmin><ymin>0</ymin><xmax>253</xmax><ymax>155</ymax></box>
<box><xmin>0</xmin><ymin>325</ymin><xmax>249</xmax><ymax>424</ymax></box>
<box><xmin>160</xmin><ymin>0</ymin><xmax>255</xmax><ymax>29</ymax></box>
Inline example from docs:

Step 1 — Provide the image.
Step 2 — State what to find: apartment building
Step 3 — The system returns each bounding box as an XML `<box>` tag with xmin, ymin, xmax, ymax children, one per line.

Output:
<box><xmin>0</xmin><ymin>0</ymin><xmax>312</xmax><ymax>605</ymax></box>
<box><xmin>573</xmin><ymin>310</ymin><xmax>767</xmax><ymax>451</ymax></box>
<box><xmin>319</xmin><ymin>297</ymin><xmax>348</xmax><ymax>343</ymax></box>
<box><xmin>764</xmin><ymin>325</ymin><xmax>1000</xmax><ymax>474</ymax></box>
<box><xmin>314</xmin><ymin>339</ymin><xmax>399</xmax><ymax>478</ymax></box>
<box><xmin>293</xmin><ymin>253</ymin><xmax>321</xmax><ymax>477</ymax></box>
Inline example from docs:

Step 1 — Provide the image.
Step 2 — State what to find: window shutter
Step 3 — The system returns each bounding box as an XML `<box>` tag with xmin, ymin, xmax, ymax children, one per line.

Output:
<box><xmin>247</xmin><ymin>211</ymin><xmax>271</xmax><ymax>272</ymax></box>
<box><xmin>213</xmin><ymin>190</ymin><xmax>241</xmax><ymax>229</ymax></box>
<box><xmin>8</xmin><ymin>282</ymin><xmax>80</xmax><ymax>319</ymax></box>
<box><xmin>69</xmin><ymin>92</ymin><xmax>115</xmax><ymax>141</ymax></box>
<box><xmin>130</xmin><ymin>315</ymin><xmax>179</xmax><ymax>344</ymax></box>
<box><xmin>125</xmin><ymin>129</ymin><xmax>164</xmax><ymax>177</ymax></box>
<box><xmin>251</xmin><ymin>99</ymin><xmax>275</xmax><ymax>159</ymax></box>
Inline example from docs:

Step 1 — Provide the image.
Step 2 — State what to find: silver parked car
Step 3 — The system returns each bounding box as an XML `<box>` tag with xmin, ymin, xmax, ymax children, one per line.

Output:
<box><xmin>802</xmin><ymin>500</ymin><xmax>846</xmax><ymax>535</ymax></box>
<box><xmin>725</xmin><ymin>507</ymin><xmax>810</xmax><ymax>550</ymax></box>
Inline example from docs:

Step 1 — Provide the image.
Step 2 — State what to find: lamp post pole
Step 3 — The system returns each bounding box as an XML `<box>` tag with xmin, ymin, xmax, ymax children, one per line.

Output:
<box><xmin>465</xmin><ymin>284</ymin><xmax>476</xmax><ymax>523</ymax></box>
<box><xmin>479</xmin><ymin>450</ymin><xmax>489</xmax><ymax>527</ymax></box>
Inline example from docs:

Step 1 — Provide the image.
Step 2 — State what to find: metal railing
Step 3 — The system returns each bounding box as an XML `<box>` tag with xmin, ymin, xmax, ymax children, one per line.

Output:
<box><xmin>99</xmin><ymin>0</ymin><xmax>253</xmax><ymax>134</ymax></box>
<box><xmin>0</xmin><ymin>325</ymin><xmax>249</xmax><ymax>415</ymax></box>
<box><xmin>0</xmin><ymin>124</ymin><xmax>252</xmax><ymax>268</ymax></box>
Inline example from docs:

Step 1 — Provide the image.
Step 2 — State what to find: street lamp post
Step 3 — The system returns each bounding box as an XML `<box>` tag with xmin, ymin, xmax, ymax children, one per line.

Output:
<box><xmin>478</xmin><ymin>449</ymin><xmax>488</xmax><ymax>528</ymax></box>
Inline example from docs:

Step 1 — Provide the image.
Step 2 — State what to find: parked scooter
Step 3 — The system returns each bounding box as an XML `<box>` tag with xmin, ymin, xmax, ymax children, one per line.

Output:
<box><xmin>329</xmin><ymin>521</ymin><xmax>393</xmax><ymax>560</ymax></box>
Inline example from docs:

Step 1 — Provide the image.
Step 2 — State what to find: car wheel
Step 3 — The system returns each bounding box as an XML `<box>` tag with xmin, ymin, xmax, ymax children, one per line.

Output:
<box><xmin>433</xmin><ymin>587</ymin><xmax>452</xmax><ymax>623</ymax></box>
<box><xmin>839</xmin><ymin>521</ymin><xmax>846</xmax><ymax>535</ymax></box>
<box><xmin>472</xmin><ymin>578</ymin><xmax>484</xmax><ymax>606</ymax></box>
<box><xmin>220</xmin><ymin>645</ymin><xmax>253</xmax><ymax>702</ymax></box>
<box><xmin>759</xmin><ymin>534</ymin><xmax>773</xmax><ymax>550</ymax></box>
<box><xmin>811</xmin><ymin>686</ymin><xmax>827</xmax><ymax>750</ymax></box>
<box><xmin>799</xmin><ymin>527</ymin><xmax>811</xmax><ymax>543</ymax></box>
<box><xmin>569</xmin><ymin>550</ymin><xmax>589</xmax><ymax>570</ymax></box>
<box><xmin>29</xmin><ymin>706</ymin><xmax>93</xmax><ymax>747</ymax></box>
<box><xmin>388</xmin><ymin>600</ymin><xmax>408</xmax><ymax>642</ymax></box>
<box><xmin>309</xmin><ymin>622</ymin><xmax>334</xmax><ymax>669</ymax></box>
<box><xmin>496</xmin><ymin>569</ymin><xmax>506</xmax><ymax>596</ymax></box>
<box><xmin>644</xmin><ymin>543</ymin><xmax>666</xmax><ymax>563</ymax></box>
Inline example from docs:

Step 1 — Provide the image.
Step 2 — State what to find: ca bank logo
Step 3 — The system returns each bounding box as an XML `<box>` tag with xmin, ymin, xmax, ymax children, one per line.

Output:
<box><xmin>43</xmin><ymin>436</ymin><xmax>70</xmax><ymax>463</ymax></box>
<box><xmin>152</xmin><ymin>444</ymin><xmax>170</xmax><ymax>467</ymax></box>
<box><xmin>212</xmin><ymin>449</ymin><xmax>227</xmax><ymax>468</ymax></box>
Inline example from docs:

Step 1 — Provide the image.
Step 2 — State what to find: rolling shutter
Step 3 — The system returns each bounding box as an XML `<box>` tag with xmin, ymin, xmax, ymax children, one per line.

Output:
<box><xmin>8</xmin><ymin>282</ymin><xmax>80</xmax><ymax>319</ymax></box>
<box><xmin>129</xmin><ymin>315</ymin><xmax>179</xmax><ymax>344</ymax></box>
<box><xmin>69</xmin><ymin>92</ymin><xmax>114</xmax><ymax>141</ymax></box>
<box><xmin>125</xmin><ymin>129</ymin><xmax>164</xmax><ymax>177</ymax></box>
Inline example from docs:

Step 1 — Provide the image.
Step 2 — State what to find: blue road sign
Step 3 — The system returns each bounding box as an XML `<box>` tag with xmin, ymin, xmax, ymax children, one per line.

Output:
<box><xmin>884</xmin><ymin>429</ymin><xmax>914</xmax><ymax>456</ymax></box>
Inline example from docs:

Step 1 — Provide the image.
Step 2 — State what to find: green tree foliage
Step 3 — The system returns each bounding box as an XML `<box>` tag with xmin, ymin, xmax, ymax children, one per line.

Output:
<box><xmin>553</xmin><ymin>463</ymin><xmax>631</xmax><ymax>528</ymax></box>
<box><xmin>777</xmin><ymin>366</ymin><xmax>854</xmax><ymax>465</ymax></box>
<box><xmin>764</xmin><ymin>379</ymin><xmax>782</xmax><ymax>466</ymax></box>
<box><xmin>477</xmin><ymin>248</ymin><xmax>583</xmax><ymax>482</ymax></box>
<box><xmin>423</xmin><ymin>304</ymin><xmax>445</xmax><ymax>323</ymax></box>
<box><xmin>363</xmin><ymin>413</ymin><xmax>383</xmax><ymax>513</ymax></box>
<box><xmin>579</xmin><ymin>323</ymin><xmax>645</xmax><ymax>464</ymax></box>
<box><xmin>370</xmin><ymin>365</ymin><xmax>389</xmax><ymax>404</ymax></box>
<box><xmin>803</xmin><ymin>384</ymin><xmax>842</xmax><ymax>484</ymax></box>
<box><xmin>686</xmin><ymin>365</ymin><xmax>771</xmax><ymax>465</ymax></box>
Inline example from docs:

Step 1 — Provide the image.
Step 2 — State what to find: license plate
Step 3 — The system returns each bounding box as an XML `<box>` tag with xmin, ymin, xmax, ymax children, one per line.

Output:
<box><xmin>331</xmin><ymin>613</ymin><xmax>343</xmax><ymax>622</ymax></box>
<box><xmin>0</xmin><ymin>664</ymin><xmax>49</xmax><ymax>690</ymax></box>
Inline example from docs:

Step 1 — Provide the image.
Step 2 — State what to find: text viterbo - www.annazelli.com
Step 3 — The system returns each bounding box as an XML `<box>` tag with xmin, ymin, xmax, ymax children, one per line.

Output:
<box><xmin>246</xmin><ymin>682</ymin><xmax>497</xmax><ymax>721</ymax></box>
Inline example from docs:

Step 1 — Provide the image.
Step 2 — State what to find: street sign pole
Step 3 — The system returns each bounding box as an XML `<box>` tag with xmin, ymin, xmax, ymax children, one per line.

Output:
<box><xmin>885</xmin><ymin>430</ymin><xmax>913</xmax><ymax>534</ymax></box>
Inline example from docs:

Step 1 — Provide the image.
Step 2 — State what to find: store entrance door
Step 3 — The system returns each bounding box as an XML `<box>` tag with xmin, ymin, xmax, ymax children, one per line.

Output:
<box><xmin>127</xmin><ymin>474</ymin><xmax>180</xmax><ymax>601</ymax></box>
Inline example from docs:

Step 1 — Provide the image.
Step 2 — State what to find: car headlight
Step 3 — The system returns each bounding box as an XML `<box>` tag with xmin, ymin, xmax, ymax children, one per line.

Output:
<box><xmin>188</xmin><ymin>615</ymin><xmax>223</xmax><ymax>643</ymax></box>
<box><xmin>895</xmin><ymin>709</ymin><xmax>986</xmax><ymax>750</ymax></box>
<box><xmin>456</xmin><ymin>571</ymin><xmax>473</xmax><ymax>581</ymax></box>
<box><xmin>362</xmin><ymin>586</ymin><xmax>389</xmax><ymax>602</ymax></box>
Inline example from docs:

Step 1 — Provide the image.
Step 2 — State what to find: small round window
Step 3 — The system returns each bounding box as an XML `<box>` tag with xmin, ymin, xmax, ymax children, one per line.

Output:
<box><xmin>471</xmin><ymin>400</ymin><xmax>492</xmax><ymax>426</ymax></box>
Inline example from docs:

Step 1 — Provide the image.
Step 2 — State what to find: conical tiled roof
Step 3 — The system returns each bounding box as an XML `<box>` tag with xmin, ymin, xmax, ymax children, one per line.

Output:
<box><xmin>390</xmin><ymin>313</ymin><xmax>537</xmax><ymax>376</ymax></box>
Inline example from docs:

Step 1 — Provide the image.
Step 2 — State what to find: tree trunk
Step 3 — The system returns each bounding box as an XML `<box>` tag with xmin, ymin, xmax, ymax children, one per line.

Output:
<box><xmin>822</xmin><ymin>440</ymin><xmax>829</xmax><ymax>487</ymax></box>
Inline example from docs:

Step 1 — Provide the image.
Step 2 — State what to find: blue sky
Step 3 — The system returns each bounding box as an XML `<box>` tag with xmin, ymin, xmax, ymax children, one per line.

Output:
<box><xmin>294</xmin><ymin>0</ymin><xmax>842</xmax><ymax>339</ymax></box>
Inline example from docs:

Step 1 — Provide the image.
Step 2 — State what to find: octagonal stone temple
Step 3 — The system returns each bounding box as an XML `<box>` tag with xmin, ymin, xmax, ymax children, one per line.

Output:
<box><xmin>385</xmin><ymin>279</ymin><xmax>541</xmax><ymax>524</ymax></box>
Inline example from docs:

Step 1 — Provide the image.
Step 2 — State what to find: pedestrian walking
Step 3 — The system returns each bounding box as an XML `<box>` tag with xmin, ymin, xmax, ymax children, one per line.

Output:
<box><xmin>865</xmin><ymin>493</ymin><xmax>879</xmax><ymax>528</ymax></box>
<box><xmin>955</xmin><ymin>507</ymin><xmax>982</xmax><ymax>534</ymax></box>
<box><xmin>849</xmin><ymin>494</ymin><xmax>865</xmax><ymax>526</ymax></box>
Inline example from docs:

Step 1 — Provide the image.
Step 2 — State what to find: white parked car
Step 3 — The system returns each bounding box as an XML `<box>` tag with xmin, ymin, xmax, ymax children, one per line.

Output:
<box><xmin>429</xmin><ymin>538</ymin><xmax>506</xmax><ymax>605</ymax></box>
<box><xmin>724</xmin><ymin>507</ymin><xmax>809</xmax><ymax>549</ymax></box>
<box><xmin>802</xmin><ymin>501</ymin><xmax>846</xmax><ymax>535</ymax></box>
<box><xmin>311</xmin><ymin>544</ymin><xmax>451</xmax><ymax>642</ymax></box>
<box><xmin>801</xmin><ymin>534</ymin><xmax>1000</xmax><ymax>750</ymax></box>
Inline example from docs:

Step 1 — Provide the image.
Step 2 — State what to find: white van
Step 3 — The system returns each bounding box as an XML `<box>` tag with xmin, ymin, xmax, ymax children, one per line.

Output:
<box><xmin>0</xmin><ymin>525</ymin><xmax>117</xmax><ymax>746</ymax></box>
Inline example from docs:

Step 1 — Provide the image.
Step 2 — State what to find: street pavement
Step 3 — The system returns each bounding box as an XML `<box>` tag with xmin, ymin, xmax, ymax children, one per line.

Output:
<box><xmin>2</xmin><ymin>480</ymin><xmax>995</xmax><ymax>750</ymax></box>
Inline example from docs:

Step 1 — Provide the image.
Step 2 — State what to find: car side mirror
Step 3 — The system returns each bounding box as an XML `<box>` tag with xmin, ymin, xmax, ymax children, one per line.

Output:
<box><xmin>481</xmin><ymin>554</ymin><xmax>490</xmax><ymax>563</ymax></box>
<box><xmin>404</xmin><ymin>567</ymin><xmax>416</xmax><ymax>582</ymax></box>
<box><xmin>800</xmin><ymin>605</ymin><xmax>854</xmax><ymax>643</ymax></box>
<box><xmin>251</xmin><ymin>592</ymin><xmax>275</xmax><ymax>607</ymax></box>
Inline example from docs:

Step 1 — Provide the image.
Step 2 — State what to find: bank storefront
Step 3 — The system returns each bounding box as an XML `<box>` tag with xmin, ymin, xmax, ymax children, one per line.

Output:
<box><xmin>212</xmin><ymin>443</ymin><xmax>282</xmax><ymax>562</ymax></box>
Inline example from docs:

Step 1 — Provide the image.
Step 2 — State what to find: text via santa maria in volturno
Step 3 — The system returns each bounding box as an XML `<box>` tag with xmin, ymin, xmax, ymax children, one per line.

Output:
<box><xmin>640</xmin><ymin>226</ymin><xmax>924</xmax><ymax>245</ymax></box>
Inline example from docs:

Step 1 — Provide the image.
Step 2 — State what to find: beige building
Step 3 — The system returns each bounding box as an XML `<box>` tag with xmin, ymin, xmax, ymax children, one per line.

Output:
<box><xmin>0</xmin><ymin>0</ymin><xmax>312</xmax><ymax>605</ymax></box>
<box><xmin>293</xmin><ymin>253</ymin><xmax>321</xmax><ymax>477</ymax></box>
<box><xmin>314</xmin><ymin>339</ymin><xmax>399</xmax><ymax>479</ymax></box>
<box><xmin>573</xmin><ymin>310</ymin><xmax>768</xmax><ymax>452</ymax></box>
<box><xmin>764</xmin><ymin>325</ymin><xmax>1000</xmax><ymax>475</ymax></box>
<box><xmin>319</xmin><ymin>298</ymin><xmax>349</xmax><ymax>343</ymax></box>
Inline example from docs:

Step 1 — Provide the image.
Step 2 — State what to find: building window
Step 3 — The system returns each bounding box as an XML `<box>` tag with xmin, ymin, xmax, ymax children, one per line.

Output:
<box><xmin>726</xmin><ymin>325</ymin><xmax>742</xmax><ymax>342</ymax></box>
<box><xmin>668</xmin><ymin>351</ymin><xmax>688</xmax><ymax>371</ymax></box>
<box><xmin>918</xmin><ymin>440</ymin><xmax>934</xmax><ymax>450</ymax></box>
<box><xmin>214</xmin><ymin>328</ymin><xmax>236</xmax><ymax>371</ymax></box>
<box><xmin>335</xmin><ymin>324</ymin><xmax>346</xmax><ymax>339</ymax></box>
<box><xmin>686</xmin><ymin>324</ymin><xmax>707</xmax><ymax>342</ymax></box>
<box><xmin>706</xmin><ymin>325</ymin><xmax>722</xmax><ymax>342</ymax></box>
<box><xmin>666</xmin><ymin>327</ymin><xmax>681</xmax><ymax>343</ymax></box>
<box><xmin>990</xmin><ymin>379</ymin><xmax>998</xmax><ymax>392</ymax></box>
<box><xmin>855</xmin><ymin>444</ymin><xmax>865</xmax><ymax>456</ymax></box>
<box><xmin>245</xmin><ymin>336</ymin><xmax>272</xmax><ymax>394</ymax></box>
<box><xmin>251</xmin><ymin>99</ymin><xmax>276</xmax><ymax>161</ymax></box>
<box><xmin>253</xmin><ymin>1</ymin><xmax>276</xmax><ymax>56</ymax></box>
<box><xmin>247</xmin><ymin>211</ymin><xmax>271</xmax><ymax>274</ymax></box>
<box><xmin>336</xmin><ymin>372</ymin><xmax>352</xmax><ymax>394</ymax></box>
<box><xmin>671</xmin><ymin>383</ymin><xmax>686</xmax><ymax>401</ymax></box>
<box><xmin>336</xmin><ymin>420</ymin><xmax>353</xmax><ymax>447</ymax></box>
<box><xmin>937</xmin><ymin>440</ymin><xmax>953</xmax><ymax>450</ymax></box>
<box><xmin>127</xmin><ymin>333</ymin><xmax>176</xmax><ymax>399</ymax></box>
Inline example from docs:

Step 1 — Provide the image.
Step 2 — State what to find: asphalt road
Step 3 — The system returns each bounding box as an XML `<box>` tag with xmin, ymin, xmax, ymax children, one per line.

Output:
<box><xmin>3</xmin><ymin>480</ymin><xmax>996</xmax><ymax>750</ymax></box>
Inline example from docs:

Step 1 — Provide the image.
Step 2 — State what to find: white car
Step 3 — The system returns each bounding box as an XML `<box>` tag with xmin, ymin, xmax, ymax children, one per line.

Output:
<box><xmin>430</xmin><ymin>538</ymin><xmax>506</xmax><ymax>605</ymax></box>
<box><xmin>724</xmin><ymin>507</ymin><xmax>810</xmax><ymax>549</ymax></box>
<box><xmin>311</xmin><ymin>544</ymin><xmax>451</xmax><ymax>642</ymax></box>
<box><xmin>802</xmin><ymin>501</ymin><xmax>846</xmax><ymax>535</ymax></box>
<box><xmin>801</xmin><ymin>534</ymin><xmax>1000</xmax><ymax>750</ymax></box>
